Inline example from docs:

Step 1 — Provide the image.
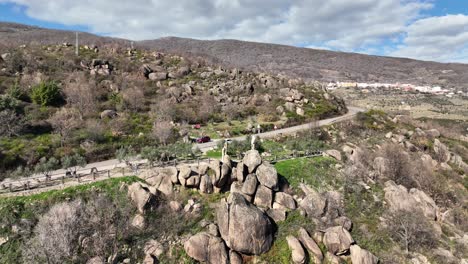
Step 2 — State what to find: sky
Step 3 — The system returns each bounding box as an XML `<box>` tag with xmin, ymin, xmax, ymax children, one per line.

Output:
<box><xmin>0</xmin><ymin>0</ymin><xmax>467</xmax><ymax>63</ymax></box>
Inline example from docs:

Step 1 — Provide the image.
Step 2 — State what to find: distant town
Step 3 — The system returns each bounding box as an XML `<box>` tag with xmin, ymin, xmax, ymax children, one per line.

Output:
<box><xmin>327</xmin><ymin>81</ymin><xmax>467</xmax><ymax>97</ymax></box>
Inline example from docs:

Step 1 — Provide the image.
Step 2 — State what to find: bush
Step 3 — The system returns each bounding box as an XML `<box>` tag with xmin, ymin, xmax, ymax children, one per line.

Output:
<box><xmin>30</xmin><ymin>81</ymin><xmax>63</xmax><ymax>106</ymax></box>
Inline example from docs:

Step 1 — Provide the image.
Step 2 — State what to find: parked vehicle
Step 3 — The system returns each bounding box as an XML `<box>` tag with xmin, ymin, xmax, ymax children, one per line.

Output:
<box><xmin>196</xmin><ymin>136</ymin><xmax>211</xmax><ymax>143</ymax></box>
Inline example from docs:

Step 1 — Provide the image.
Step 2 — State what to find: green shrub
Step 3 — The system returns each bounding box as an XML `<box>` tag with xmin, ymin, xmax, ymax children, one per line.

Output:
<box><xmin>0</xmin><ymin>95</ymin><xmax>20</xmax><ymax>112</ymax></box>
<box><xmin>30</xmin><ymin>81</ymin><xmax>62</xmax><ymax>106</ymax></box>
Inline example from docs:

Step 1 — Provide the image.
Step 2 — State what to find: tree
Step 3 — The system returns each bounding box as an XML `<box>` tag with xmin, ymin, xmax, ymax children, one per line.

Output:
<box><xmin>152</xmin><ymin>118</ymin><xmax>174</xmax><ymax>146</ymax></box>
<box><xmin>34</xmin><ymin>157</ymin><xmax>60</xmax><ymax>178</ymax></box>
<box><xmin>122</xmin><ymin>86</ymin><xmax>145</xmax><ymax>112</ymax></box>
<box><xmin>23</xmin><ymin>196</ymin><xmax>132</xmax><ymax>264</ymax></box>
<box><xmin>61</xmin><ymin>153</ymin><xmax>86</xmax><ymax>175</ymax></box>
<box><xmin>63</xmin><ymin>73</ymin><xmax>97</xmax><ymax>119</ymax></box>
<box><xmin>10</xmin><ymin>166</ymin><xmax>32</xmax><ymax>179</ymax></box>
<box><xmin>31</xmin><ymin>81</ymin><xmax>62</xmax><ymax>107</ymax></box>
<box><xmin>116</xmin><ymin>146</ymin><xmax>139</xmax><ymax>173</ymax></box>
<box><xmin>386</xmin><ymin>209</ymin><xmax>435</xmax><ymax>254</ymax></box>
<box><xmin>48</xmin><ymin>108</ymin><xmax>81</xmax><ymax>146</ymax></box>
<box><xmin>379</xmin><ymin>143</ymin><xmax>416</xmax><ymax>188</ymax></box>
<box><xmin>0</xmin><ymin>110</ymin><xmax>24</xmax><ymax>137</ymax></box>
<box><xmin>23</xmin><ymin>201</ymin><xmax>82</xmax><ymax>264</ymax></box>
<box><xmin>140</xmin><ymin>146</ymin><xmax>162</xmax><ymax>167</ymax></box>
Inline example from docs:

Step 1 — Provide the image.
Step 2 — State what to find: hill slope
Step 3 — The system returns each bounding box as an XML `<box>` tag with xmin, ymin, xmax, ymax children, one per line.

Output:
<box><xmin>1</xmin><ymin>23</ymin><xmax>468</xmax><ymax>88</ymax></box>
<box><xmin>139</xmin><ymin>37</ymin><xmax>468</xmax><ymax>88</ymax></box>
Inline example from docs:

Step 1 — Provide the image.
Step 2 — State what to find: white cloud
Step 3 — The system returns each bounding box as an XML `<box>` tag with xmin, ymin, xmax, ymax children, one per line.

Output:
<box><xmin>1</xmin><ymin>1</ymin><xmax>430</xmax><ymax>43</ymax></box>
<box><xmin>391</xmin><ymin>14</ymin><xmax>468</xmax><ymax>62</ymax></box>
<box><xmin>2</xmin><ymin>0</ymin><xmax>468</xmax><ymax>62</ymax></box>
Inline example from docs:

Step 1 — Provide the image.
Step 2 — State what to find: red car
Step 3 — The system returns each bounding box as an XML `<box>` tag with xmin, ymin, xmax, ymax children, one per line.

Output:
<box><xmin>196</xmin><ymin>136</ymin><xmax>211</xmax><ymax>143</ymax></box>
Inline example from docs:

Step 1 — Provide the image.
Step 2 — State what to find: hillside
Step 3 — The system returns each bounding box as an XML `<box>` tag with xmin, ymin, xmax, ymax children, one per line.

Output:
<box><xmin>139</xmin><ymin>38</ymin><xmax>468</xmax><ymax>88</ymax></box>
<box><xmin>1</xmin><ymin>111</ymin><xmax>467</xmax><ymax>264</ymax></box>
<box><xmin>1</xmin><ymin>22</ymin><xmax>468</xmax><ymax>88</ymax></box>
<box><xmin>0</xmin><ymin>24</ymin><xmax>346</xmax><ymax>180</ymax></box>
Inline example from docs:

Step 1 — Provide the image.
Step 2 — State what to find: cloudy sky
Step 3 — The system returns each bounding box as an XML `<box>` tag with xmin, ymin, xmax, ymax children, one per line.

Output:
<box><xmin>0</xmin><ymin>0</ymin><xmax>467</xmax><ymax>63</ymax></box>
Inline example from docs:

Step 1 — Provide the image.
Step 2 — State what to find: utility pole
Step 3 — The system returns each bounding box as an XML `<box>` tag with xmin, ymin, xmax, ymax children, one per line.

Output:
<box><xmin>75</xmin><ymin>32</ymin><xmax>79</xmax><ymax>56</ymax></box>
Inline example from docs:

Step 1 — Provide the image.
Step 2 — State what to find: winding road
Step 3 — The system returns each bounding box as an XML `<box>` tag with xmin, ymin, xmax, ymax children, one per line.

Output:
<box><xmin>195</xmin><ymin>106</ymin><xmax>363</xmax><ymax>152</ymax></box>
<box><xmin>1</xmin><ymin>106</ymin><xmax>363</xmax><ymax>189</ymax></box>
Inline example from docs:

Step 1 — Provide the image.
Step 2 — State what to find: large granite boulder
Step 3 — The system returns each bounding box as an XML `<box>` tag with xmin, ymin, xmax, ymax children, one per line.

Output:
<box><xmin>253</xmin><ymin>185</ymin><xmax>273</xmax><ymax>208</ymax></box>
<box><xmin>286</xmin><ymin>236</ymin><xmax>306</xmax><ymax>264</ymax></box>
<box><xmin>139</xmin><ymin>168</ymin><xmax>174</xmax><ymax>196</ymax></box>
<box><xmin>299</xmin><ymin>184</ymin><xmax>326</xmax><ymax>218</ymax></box>
<box><xmin>384</xmin><ymin>181</ymin><xmax>439</xmax><ymax>220</ymax></box>
<box><xmin>217</xmin><ymin>193</ymin><xmax>274</xmax><ymax>255</ymax></box>
<box><xmin>241</xmin><ymin>174</ymin><xmax>258</xmax><ymax>196</ymax></box>
<box><xmin>255</xmin><ymin>162</ymin><xmax>278</xmax><ymax>190</ymax></box>
<box><xmin>323</xmin><ymin>226</ymin><xmax>354</xmax><ymax>255</ymax></box>
<box><xmin>184</xmin><ymin>232</ymin><xmax>228</xmax><ymax>264</ymax></box>
<box><xmin>127</xmin><ymin>182</ymin><xmax>157</xmax><ymax>213</ymax></box>
<box><xmin>298</xmin><ymin>227</ymin><xmax>323</xmax><ymax>263</ymax></box>
<box><xmin>433</xmin><ymin>139</ymin><xmax>450</xmax><ymax>163</ymax></box>
<box><xmin>242</xmin><ymin>150</ymin><xmax>262</xmax><ymax>173</ymax></box>
<box><xmin>350</xmin><ymin>245</ymin><xmax>379</xmax><ymax>264</ymax></box>
<box><xmin>274</xmin><ymin>192</ymin><xmax>297</xmax><ymax>210</ymax></box>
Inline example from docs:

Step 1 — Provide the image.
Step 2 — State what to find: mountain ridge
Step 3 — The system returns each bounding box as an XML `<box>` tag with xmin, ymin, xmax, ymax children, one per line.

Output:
<box><xmin>1</xmin><ymin>22</ymin><xmax>468</xmax><ymax>88</ymax></box>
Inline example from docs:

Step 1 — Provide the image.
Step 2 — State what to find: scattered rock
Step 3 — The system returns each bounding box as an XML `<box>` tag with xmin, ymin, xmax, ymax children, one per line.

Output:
<box><xmin>425</xmin><ymin>129</ymin><xmax>440</xmax><ymax>138</ymax></box>
<box><xmin>87</xmin><ymin>256</ymin><xmax>105</xmax><ymax>264</ymax></box>
<box><xmin>184</xmin><ymin>232</ymin><xmax>228</xmax><ymax>264</ymax></box>
<box><xmin>298</xmin><ymin>227</ymin><xmax>323</xmax><ymax>263</ymax></box>
<box><xmin>433</xmin><ymin>139</ymin><xmax>450</xmax><ymax>163</ymax></box>
<box><xmin>274</xmin><ymin>192</ymin><xmax>296</xmax><ymax>210</ymax></box>
<box><xmin>323</xmin><ymin>226</ymin><xmax>354</xmax><ymax>255</ymax></box>
<box><xmin>325</xmin><ymin>149</ymin><xmax>342</xmax><ymax>161</ymax></box>
<box><xmin>299</xmin><ymin>184</ymin><xmax>326</xmax><ymax>218</ymax></box>
<box><xmin>286</xmin><ymin>235</ymin><xmax>306</xmax><ymax>264</ymax></box>
<box><xmin>131</xmin><ymin>214</ymin><xmax>145</xmax><ymax>229</ymax></box>
<box><xmin>350</xmin><ymin>245</ymin><xmax>378</xmax><ymax>264</ymax></box>
<box><xmin>296</xmin><ymin>107</ymin><xmax>305</xmax><ymax>116</ymax></box>
<box><xmin>100</xmin><ymin>110</ymin><xmax>117</xmax><ymax>119</ymax></box>
<box><xmin>149</xmin><ymin>72</ymin><xmax>168</xmax><ymax>81</ymax></box>
<box><xmin>144</xmin><ymin>239</ymin><xmax>164</xmax><ymax>260</ymax></box>
<box><xmin>127</xmin><ymin>182</ymin><xmax>157</xmax><ymax>213</ymax></box>
<box><xmin>169</xmin><ymin>201</ymin><xmax>183</xmax><ymax>212</ymax></box>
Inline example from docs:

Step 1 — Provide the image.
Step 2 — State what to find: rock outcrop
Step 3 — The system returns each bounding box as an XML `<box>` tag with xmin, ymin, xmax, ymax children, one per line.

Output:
<box><xmin>323</xmin><ymin>226</ymin><xmax>354</xmax><ymax>255</ymax></box>
<box><xmin>384</xmin><ymin>181</ymin><xmax>439</xmax><ymax>220</ymax></box>
<box><xmin>286</xmin><ymin>235</ymin><xmax>306</xmax><ymax>264</ymax></box>
<box><xmin>350</xmin><ymin>245</ymin><xmax>378</xmax><ymax>264</ymax></box>
<box><xmin>127</xmin><ymin>182</ymin><xmax>157</xmax><ymax>213</ymax></box>
<box><xmin>217</xmin><ymin>193</ymin><xmax>274</xmax><ymax>255</ymax></box>
<box><xmin>184</xmin><ymin>232</ymin><xmax>228</xmax><ymax>264</ymax></box>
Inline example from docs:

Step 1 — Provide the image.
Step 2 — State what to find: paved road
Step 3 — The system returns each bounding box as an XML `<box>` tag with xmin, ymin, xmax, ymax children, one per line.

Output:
<box><xmin>195</xmin><ymin>106</ymin><xmax>363</xmax><ymax>152</ymax></box>
<box><xmin>1</xmin><ymin>106</ymin><xmax>363</xmax><ymax>186</ymax></box>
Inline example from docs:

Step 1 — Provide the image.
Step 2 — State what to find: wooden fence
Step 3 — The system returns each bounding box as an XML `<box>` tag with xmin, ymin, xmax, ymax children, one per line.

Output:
<box><xmin>0</xmin><ymin>151</ymin><xmax>323</xmax><ymax>195</ymax></box>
